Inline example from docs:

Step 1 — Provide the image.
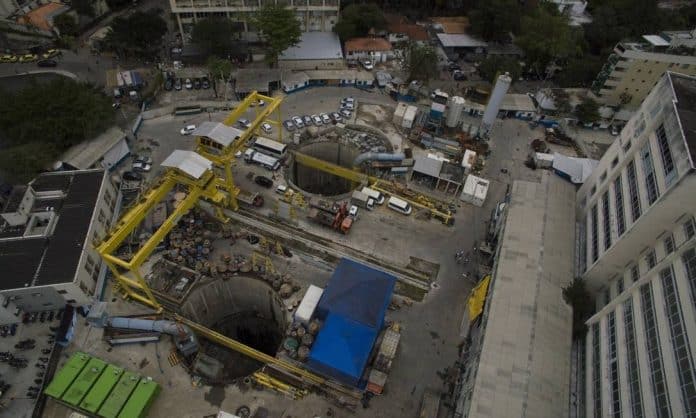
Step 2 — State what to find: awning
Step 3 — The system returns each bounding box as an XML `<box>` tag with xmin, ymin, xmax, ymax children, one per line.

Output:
<box><xmin>467</xmin><ymin>275</ymin><xmax>491</xmax><ymax>322</ymax></box>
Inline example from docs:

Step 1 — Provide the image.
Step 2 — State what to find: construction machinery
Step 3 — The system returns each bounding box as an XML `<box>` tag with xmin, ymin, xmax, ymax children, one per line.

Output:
<box><xmin>291</xmin><ymin>151</ymin><xmax>454</xmax><ymax>225</ymax></box>
<box><xmin>307</xmin><ymin>201</ymin><xmax>352</xmax><ymax>234</ymax></box>
<box><xmin>236</xmin><ymin>190</ymin><xmax>264</xmax><ymax>207</ymax></box>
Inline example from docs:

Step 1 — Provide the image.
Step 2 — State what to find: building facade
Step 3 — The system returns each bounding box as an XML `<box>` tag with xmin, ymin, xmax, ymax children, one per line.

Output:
<box><xmin>168</xmin><ymin>0</ymin><xmax>340</xmax><ymax>42</ymax></box>
<box><xmin>592</xmin><ymin>42</ymin><xmax>696</xmax><ymax>109</ymax></box>
<box><xmin>578</xmin><ymin>72</ymin><xmax>696</xmax><ymax>417</ymax></box>
<box><xmin>0</xmin><ymin>170</ymin><xmax>118</xmax><ymax>325</ymax></box>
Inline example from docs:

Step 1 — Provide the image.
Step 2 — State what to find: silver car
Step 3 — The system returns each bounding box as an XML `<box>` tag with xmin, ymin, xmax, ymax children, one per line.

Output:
<box><xmin>292</xmin><ymin>116</ymin><xmax>304</xmax><ymax>128</ymax></box>
<box><xmin>320</xmin><ymin>113</ymin><xmax>331</xmax><ymax>124</ymax></box>
<box><xmin>311</xmin><ymin>114</ymin><xmax>322</xmax><ymax>125</ymax></box>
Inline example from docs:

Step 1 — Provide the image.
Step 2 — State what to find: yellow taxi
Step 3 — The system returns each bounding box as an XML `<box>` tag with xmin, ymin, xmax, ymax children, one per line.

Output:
<box><xmin>42</xmin><ymin>49</ymin><xmax>60</xmax><ymax>59</ymax></box>
<box><xmin>0</xmin><ymin>54</ymin><xmax>18</xmax><ymax>63</ymax></box>
<box><xmin>18</xmin><ymin>54</ymin><xmax>38</xmax><ymax>63</ymax></box>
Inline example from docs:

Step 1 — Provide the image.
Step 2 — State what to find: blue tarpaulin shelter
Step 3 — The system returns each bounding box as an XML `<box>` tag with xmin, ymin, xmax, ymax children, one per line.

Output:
<box><xmin>316</xmin><ymin>258</ymin><xmax>396</xmax><ymax>329</ymax></box>
<box><xmin>307</xmin><ymin>313</ymin><xmax>378</xmax><ymax>387</ymax></box>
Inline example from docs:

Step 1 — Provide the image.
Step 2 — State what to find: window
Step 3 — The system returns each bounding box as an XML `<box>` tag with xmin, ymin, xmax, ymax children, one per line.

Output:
<box><xmin>685</xmin><ymin>217</ymin><xmax>696</xmax><ymax>240</ymax></box>
<box><xmin>640</xmin><ymin>283</ymin><xmax>671</xmax><ymax>418</ymax></box>
<box><xmin>607</xmin><ymin>312</ymin><xmax>622</xmax><ymax>418</ymax></box>
<box><xmin>684</xmin><ymin>248</ymin><xmax>696</xmax><ymax>309</ymax></box>
<box><xmin>614</xmin><ymin>176</ymin><xmax>626</xmax><ymax>236</ymax></box>
<box><xmin>627</xmin><ymin>160</ymin><xmax>642</xmax><ymax>222</ymax></box>
<box><xmin>580</xmin><ymin>196</ymin><xmax>587</xmax><ymax>208</ymax></box>
<box><xmin>31</xmin><ymin>292</ymin><xmax>41</xmax><ymax>297</ymax></box>
<box><xmin>600</xmin><ymin>171</ymin><xmax>607</xmax><ymax>182</ymax></box>
<box><xmin>634</xmin><ymin>116</ymin><xmax>646</xmax><ymax>138</ymax></box>
<box><xmin>646</xmin><ymin>249</ymin><xmax>657</xmax><ymax>270</ymax></box>
<box><xmin>656</xmin><ymin>124</ymin><xmax>676</xmax><ymax>184</ymax></box>
<box><xmin>85</xmin><ymin>255</ymin><xmax>95</xmax><ymax>274</ymax></box>
<box><xmin>57</xmin><ymin>290</ymin><xmax>67</xmax><ymax>294</ymax></box>
<box><xmin>664</xmin><ymin>234</ymin><xmax>675</xmax><ymax>255</ymax></box>
<box><xmin>66</xmin><ymin>299</ymin><xmax>76</xmax><ymax>304</ymax></box>
<box><xmin>623</xmin><ymin>140</ymin><xmax>632</xmax><ymax>153</ymax></box>
<box><xmin>661</xmin><ymin>266</ymin><xmax>696</xmax><ymax>417</ymax></box>
<box><xmin>591</xmin><ymin>205</ymin><xmax>600</xmax><ymax>263</ymax></box>
<box><xmin>98</xmin><ymin>209</ymin><xmax>107</xmax><ymax>224</ymax></box>
<box><xmin>616</xmin><ymin>277</ymin><xmax>624</xmax><ymax>294</ymax></box>
<box><xmin>603</xmin><ymin>192</ymin><xmax>612</xmax><ymax>250</ymax></box>
<box><xmin>590</xmin><ymin>185</ymin><xmax>597</xmax><ymax>196</ymax></box>
<box><xmin>592</xmin><ymin>323</ymin><xmax>603</xmax><ymax>418</ymax></box>
<box><xmin>624</xmin><ymin>298</ymin><xmax>644</xmax><ymax>418</ymax></box>
<box><xmin>611</xmin><ymin>157</ymin><xmax>619</xmax><ymax>168</ymax></box>
<box><xmin>641</xmin><ymin>142</ymin><xmax>659</xmax><ymax>204</ymax></box>
<box><xmin>631</xmin><ymin>264</ymin><xmax>640</xmax><ymax>282</ymax></box>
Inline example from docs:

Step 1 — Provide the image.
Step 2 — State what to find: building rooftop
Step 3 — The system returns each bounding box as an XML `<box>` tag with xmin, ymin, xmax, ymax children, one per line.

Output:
<box><xmin>60</xmin><ymin>126</ymin><xmax>128</xmax><ymax>170</ymax></box>
<box><xmin>279</xmin><ymin>32</ymin><xmax>343</xmax><ymax>61</ymax></box>
<box><xmin>161</xmin><ymin>150</ymin><xmax>212</xmax><ymax>180</ymax></box>
<box><xmin>385</xmin><ymin>14</ymin><xmax>430</xmax><ymax>41</ymax></box>
<box><xmin>344</xmin><ymin>37</ymin><xmax>392</xmax><ymax>53</ymax></box>
<box><xmin>436</xmin><ymin>33</ymin><xmax>487</xmax><ymax>48</ymax></box>
<box><xmin>669</xmin><ymin>71</ymin><xmax>696</xmax><ymax>166</ymax></box>
<box><xmin>233</xmin><ymin>68</ymin><xmax>282</xmax><ymax>94</ymax></box>
<box><xmin>192</xmin><ymin>122</ymin><xmax>243</xmax><ymax>148</ymax></box>
<box><xmin>465</xmin><ymin>173</ymin><xmax>575</xmax><ymax>418</ymax></box>
<box><xmin>17</xmin><ymin>1</ymin><xmax>69</xmax><ymax>31</ymax></box>
<box><xmin>0</xmin><ymin>170</ymin><xmax>105</xmax><ymax>290</ymax></box>
<box><xmin>431</xmin><ymin>16</ymin><xmax>469</xmax><ymax>34</ymax></box>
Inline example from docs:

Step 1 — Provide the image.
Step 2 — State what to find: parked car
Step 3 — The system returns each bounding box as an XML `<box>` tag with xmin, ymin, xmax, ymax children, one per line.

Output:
<box><xmin>330</xmin><ymin>112</ymin><xmax>342</xmax><ymax>122</ymax></box>
<box><xmin>201</xmin><ymin>76</ymin><xmax>210</xmax><ymax>89</ymax></box>
<box><xmin>362</xmin><ymin>59</ymin><xmax>374</xmax><ymax>70</ymax></box>
<box><xmin>18</xmin><ymin>54</ymin><xmax>38</xmax><ymax>63</ymax></box>
<box><xmin>341</xmin><ymin>97</ymin><xmax>354</xmax><ymax>105</ymax></box>
<box><xmin>453</xmin><ymin>70</ymin><xmax>466</xmax><ymax>81</ymax></box>
<box><xmin>448</xmin><ymin>62</ymin><xmax>461</xmax><ymax>71</ymax></box>
<box><xmin>302</xmin><ymin>115</ymin><xmax>312</xmax><ymax>126</ymax></box>
<box><xmin>36</xmin><ymin>59</ymin><xmax>57</xmax><ymax>67</ymax></box>
<box><xmin>0</xmin><ymin>54</ymin><xmax>17</xmax><ymax>63</ymax></box>
<box><xmin>254</xmin><ymin>176</ymin><xmax>273</xmax><ymax>188</ymax></box>
<box><xmin>193</xmin><ymin>78</ymin><xmax>201</xmax><ymax>89</ymax></box>
<box><xmin>122</xmin><ymin>171</ymin><xmax>142</xmax><ymax>182</ymax></box>
<box><xmin>349</xmin><ymin>205</ymin><xmax>359</xmax><ymax>219</ymax></box>
<box><xmin>261</xmin><ymin>122</ymin><xmax>272</xmax><ymax>134</ymax></box>
<box><xmin>171</xmin><ymin>47</ymin><xmax>182</xmax><ymax>55</ymax></box>
<box><xmin>42</xmin><ymin>49</ymin><xmax>60</xmax><ymax>59</ymax></box>
<box><xmin>311</xmin><ymin>114</ymin><xmax>322</xmax><ymax>125</ymax></box>
<box><xmin>135</xmin><ymin>155</ymin><xmax>153</xmax><ymax>165</ymax></box>
<box><xmin>237</xmin><ymin>118</ymin><xmax>251</xmax><ymax>129</ymax></box>
<box><xmin>174</xmin><ymin>78</ymin><xmax>182</xmax><ymax>90</ymax></box>
<box><xmin>132</xmin><ymin>161</ymin><xmax>151</xmax><ymax>172</ymax></box>
<box><xmin>184</xmin><ymin>78</ymin><xmax>193</xmax><ymax>89</ymax></box>
<box><xmin>340</xmin><ymin>102</ymin><xmax>355</xmax><ymax>111</ymax></box>
<box><xmin>320</xmin><ymin>113</ymin><xmax>331</xmax><ymax>124</ymax></box>
<box><xmin>291</xmin><ymin>116</ymin><xmax>304</xmax><ymax>128</ymax></box>
<box><xmin>164</xmin><ymin>77</ymin><xmax>174</xmax><ymax>91</ymax></box>
<box><xmin>340</xmin><ymin>109</ymin><xmax>352</xmax><ymax>118</ymax></box>
<box><xmin>180</xmin><ymin>124</ymin><xmax>196</xmax><ymax>135</ymax></box>
<box><xmin>283</xmin><ymin>120</ymin><xmax>296</xmax><ymax>131</ymax></box>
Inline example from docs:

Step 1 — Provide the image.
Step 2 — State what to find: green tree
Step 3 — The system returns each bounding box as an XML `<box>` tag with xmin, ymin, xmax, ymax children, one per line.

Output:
<box><xmin>575</xmin><ymin>97</ymin><xmax>600</xmax><ymax>124</ymax></box>
<box><xmin>404</xmin><ymin>42</ymin><xmax>438</xmax><ymax>82</ymax></box>
<box><xmin>477</xmin><ymin>55</ymin><xmax>522</xmax><ymax>83</ymax></box>
<box><xmin>71</xmin><ymin>0</ymin><xmax>94</xmax><ymax>17</ymax></box>
<box><xmin>103</xmin><ymin>11</ymin><xmax>167</xmax><ymax>58</ymax></box>
<box><xmin>0</xmin><ymin>78</ymin><xmax>114</xmax><ymax>182</ymax></box>
<box><xmin>333</xmin><ymin>4</ymin><xmax>386</xmax><ymax>41</ymax></box>
<box><xmin>53</xmin><ymin>13</ymin><xmax>78</xmax><ymax>37</ymax></box>
<box><xmin>192</xmin><ymin>18</ymin><xmax>238</xmax><ymax>58</ymax></box>
<box><xmin>515</xmin><ymin>7</ymin><xmax>577</xmax><ymax>78</ymax></box>
<box><xmin>468</xmin><ymin>0</ymin><xmax>521</xmax><ymax>42</ymax></box>
<box><xmin>562</xmin><ymin>278</ymin><xmax>594</xmax><ymax>340</ymax></box>
<box><xmin>207</xmin><ymin>56</ymin><xmax>233</xmax><ymax>80</ymax></box>
<box><xmin>556</xmin><ymin>55</ymin><xmax>604</xmax><ymax>88</ymax></box>
<box><xmin>252</xmin><ymin>5</ymin><xmax>301</xmax><ymax>66</ymax></box>
<box><xmin>105</xmin><ymin>0</ymin><xmax>132</xmax><ymax>11</ymax></box>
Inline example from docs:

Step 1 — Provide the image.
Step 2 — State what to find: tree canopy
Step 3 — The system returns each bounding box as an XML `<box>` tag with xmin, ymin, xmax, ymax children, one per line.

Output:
<box><xmin>562</xmin><ymin>278</ymin><xmax>594</xmax><ymax>340</ymax></box>
<box><xmin>192</xmin><ymin>18</ymin><xmax>238</xmax><ymax>58</ymax></box>
<box><xmin>252</xmin><ymin>5</ymin><xmax>301</xmax><ymax>66</ymax></box>
<box><xmin>0</xmin><ymin>77</ymin><xmax>114</xmax><ymax>182</ymax></box>
<box><xmin>71</xmin><ymin>0</ymin><xmax>94</xmax><ymax>17</ymax></box>
<box><xmin>207</xmin><ymin>56</ymin><xmax>233</xmax><ymax>81</ymax></box>
<box><xmin>103</xmin><ymin>11</ymin><xmax>167</xmax><ymax>58</ymax></box>
<box><xmin>333</xmin><ymin>4</ymin><xmax>386</xmax><ymax>41</ymax></box>
<box><xmin>404</xmin><ymin>42</ymin><xmax>438</xmax><ymax>82</ymax></box>
<box><xmin>575</xmin><ymin>97</ymin><xmax>600</xmax><ymax>124</ymax></box>
<box><xmin>468</xmin><ymin>0</ymin><xmax>521</xmax><ymax>42</ymax></box>
<box><xmin>478</xmin><ymin>55</ymin><xmax>522</xmax><ymax>83</ymax></box>
<box><xmin>515</xmin><ymin>7</ymin><xmax>577</xmax><ymax>78</ymax></box>
<box><xmin>53</xmin><ymin>13</ymin><xmax>78</xmax><ymax>37</ymax></box>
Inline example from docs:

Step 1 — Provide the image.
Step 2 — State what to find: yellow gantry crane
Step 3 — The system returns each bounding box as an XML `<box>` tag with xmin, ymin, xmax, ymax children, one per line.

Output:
<box><xmin>97</xmin><ymin>92</ymin><xmax>282</xmax><ymax>310</ymax></box>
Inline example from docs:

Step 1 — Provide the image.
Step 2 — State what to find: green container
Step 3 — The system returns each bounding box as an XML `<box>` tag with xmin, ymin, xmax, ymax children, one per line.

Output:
<box><xmin>117</xmin><ymin>378</ymin><xmax>160</xmax><ymax>418</ymax></box>
<box><xmin>44</xmin><ymin>352</ymin><xmax>91</xmax><ymax>399</ymax></box>
<box><xmin>80</xmin><ymin>364</ymin><xmax>124</xmax><ymax>414</ymax></box>
<box><xmin>98</xmin><ymin>371</ymin><xmax>140</xmax><ymax>418</ymax></box>
<box><xmin>61</xmin><ymin>357</ymin><xmax>107</xmax><ymax>406</ymax></box>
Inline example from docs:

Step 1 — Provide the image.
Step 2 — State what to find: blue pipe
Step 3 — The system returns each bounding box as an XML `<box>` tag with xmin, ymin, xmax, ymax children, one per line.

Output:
<box><xmin>108</xmin><ymin>317</ymin><xmax>198</xmax><ymax>356</ymax></box>
<box><xmin>353</xmin><ymin>152</ymin><xmax>405</xmax><ymax>167</ymax></box>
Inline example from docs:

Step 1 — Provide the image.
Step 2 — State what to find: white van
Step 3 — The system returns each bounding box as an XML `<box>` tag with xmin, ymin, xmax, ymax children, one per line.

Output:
<box><xmin>275</xmin><ymin>184</ymin><xmax>288</xmax><ymax>195</ymax></box>
<box><xmin>387</xmin><ymin>196</ymin><xmax>412</xmax><ymax>215</ymax></box>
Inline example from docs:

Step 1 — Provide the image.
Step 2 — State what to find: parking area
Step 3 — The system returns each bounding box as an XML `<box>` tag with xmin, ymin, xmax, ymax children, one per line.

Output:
<box><xmin>0</xmin><ymin>310</ymin><xmax>63</xmax><ymax>416</ymax></box>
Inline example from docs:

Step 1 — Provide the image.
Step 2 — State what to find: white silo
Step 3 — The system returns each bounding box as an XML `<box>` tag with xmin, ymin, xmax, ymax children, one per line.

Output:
<box><xmin>446</xmin><ymin>96</ymin><xmax>465</xmax><ymax>128</ymax></box>
<box><xmin>480</xmin><ymin>73</ymin><xmax>512</xmax><ymax>138</ymax></box>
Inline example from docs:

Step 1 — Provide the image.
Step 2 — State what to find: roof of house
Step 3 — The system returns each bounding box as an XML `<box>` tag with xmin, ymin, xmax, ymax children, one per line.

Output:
<box><xmin>465</xmin><ymin>173</ymin><xmax>575</xmax><ymax>418</ymax></box>
<box><xmin>161</xmin><ymin>150</ymin><xmax>212</xmax><ymax>180</ymax></box>
<box><xmin>0</xmin><ymin>170</ymin><xmax>106</xmax><ymax>290</ymax></box>
<box><xmin>437</xmin><ymin>33</ymin><xmax>488</xmax><ymax>48</ymax></box>
<box><xmin>60</xmin><ymin>127</ymin><xmax>127</xmax><ymax>170</ymax></box>
<box><xmin>385</xmin><ymin>14</ymin><xmax>430</xmax><ymax>41</ymax></box>
<box><xmin>279</xmin><ymin>32</ymin><xmax>343</xmax><ymax>61</ymax></box>
<box><xmin>431</xmin><ymin>16</ymin><xmax>469</xmax><ymax>34</ymax></box>
<box><xmin>17</xmin><ymin>2</ymin><xmax>69</xmax><ymax>31</ymax></box>
<box><xmin>192</xmin><ymin>122</ymin><xmax>243</xmax><ymax>148</ymax></box>
<box><xmin>413</xmin><ymin>156</ymin><xmax>443</xmax><ymax>178</ymax></box>
<box><xmin>345</xmin><ymin>37</ymin><xmax>393</xmax><ymax>53</ymax></box>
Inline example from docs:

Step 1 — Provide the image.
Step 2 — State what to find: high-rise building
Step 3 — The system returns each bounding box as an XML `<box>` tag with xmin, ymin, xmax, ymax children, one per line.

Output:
<box><xmin>168</xmin><ymin>0</ymin><xmax>341</xmax><ymax>42</ymax></box>
<box><xmin>578</xmin><ymin>71</ymin><xmax>696</xmax><ymax>418</ymax></box>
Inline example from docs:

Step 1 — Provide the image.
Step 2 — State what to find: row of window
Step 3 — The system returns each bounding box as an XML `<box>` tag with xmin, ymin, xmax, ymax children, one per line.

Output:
<box><xmin>623</xmin><ymin>298</ymin><xmax>645</xmax><ymax>418</ymax></box>
<box><xmin>640</xmin><ymin>283</ymin><xmax>672</xmax><ymax>418</ymax></box>
<box><xmin>607</xmin><ymin>312</ymin><xmax>621</xmax><ymax>418</ymax></box>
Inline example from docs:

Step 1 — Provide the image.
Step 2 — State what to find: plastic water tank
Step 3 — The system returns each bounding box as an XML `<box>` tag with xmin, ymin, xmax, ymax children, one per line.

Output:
<box><xmin>446</xmin><ymin>96</ymin><xmax>465</xmax><ymax>128</ymax></box>
<box><xmin>481</xmin><ymin>73</ymin><xmax>512</xmax><ymax>134</ymax></box>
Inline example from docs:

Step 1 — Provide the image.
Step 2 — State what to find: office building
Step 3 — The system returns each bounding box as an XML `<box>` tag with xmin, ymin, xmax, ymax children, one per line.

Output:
<box><xmin>592</xmin><ymin>41</ymin><xmax>696</xmax><ymax>109</ymax></box>
<box><xmin>579</xmin><ymin>71</ymin><xmax>696</xmax><ymax>417</ymax></box>
<box><xmin>0</xmin><ymin>170</ymin><xmax>118</xmax><ymax>324</ymax></box>
<box><xmin>168</xmin><ymin>0</ymin><xmax>340</xmax><ymax>42</ymax></box>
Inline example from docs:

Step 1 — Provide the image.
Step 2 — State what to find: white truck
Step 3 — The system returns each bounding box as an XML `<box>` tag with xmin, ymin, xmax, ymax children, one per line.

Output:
<box><xmin>361</xmin><ymin>187</ymin><xmax>385</xmax><ymax>205</ymax></box>
<box><xmin>351</xmin><ymin>190</ymin><xmax>374</xmax><ymax>210</ymax></box>
<box><xmin>243</xmin><ymin>148</ymin><xmax>280</xmax><ymax>171</ymax></box>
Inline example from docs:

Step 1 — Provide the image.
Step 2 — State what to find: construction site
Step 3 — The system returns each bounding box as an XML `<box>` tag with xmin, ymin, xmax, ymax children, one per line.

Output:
<box><xmin>24</xmin><ymin>85</ymin><xmax>523</xmax><ymax>418</ymax></box>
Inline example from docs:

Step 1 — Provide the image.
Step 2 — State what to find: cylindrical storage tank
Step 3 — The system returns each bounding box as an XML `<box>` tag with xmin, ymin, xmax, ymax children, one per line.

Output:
<box><xmin>481</xmin><ymin>73</ymin><xmax>512</xmax><ymax>134</ymax></box>
<box><xmin>446</xmin><ymin>96</ymin><xmax>465</xmax><ymax>128</ymax></box>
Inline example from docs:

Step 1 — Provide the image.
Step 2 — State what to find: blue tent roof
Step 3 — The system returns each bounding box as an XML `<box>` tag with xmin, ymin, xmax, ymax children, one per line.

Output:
<box><xmin>307</xmin><ymin>312</ymin><xmax>378</xmax><ymax>387</ymax></box>
<box><xmin>316</xmin><ymin>258</ymin><xmax>396</xmax><ymax>329</ymax></box>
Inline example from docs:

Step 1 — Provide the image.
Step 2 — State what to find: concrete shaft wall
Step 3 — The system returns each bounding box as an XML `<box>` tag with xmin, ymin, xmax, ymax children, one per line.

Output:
<box><xmin>290</xmin><ymin>142</ymin><xmax>360</xmax><ymax>196</ymax></box>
